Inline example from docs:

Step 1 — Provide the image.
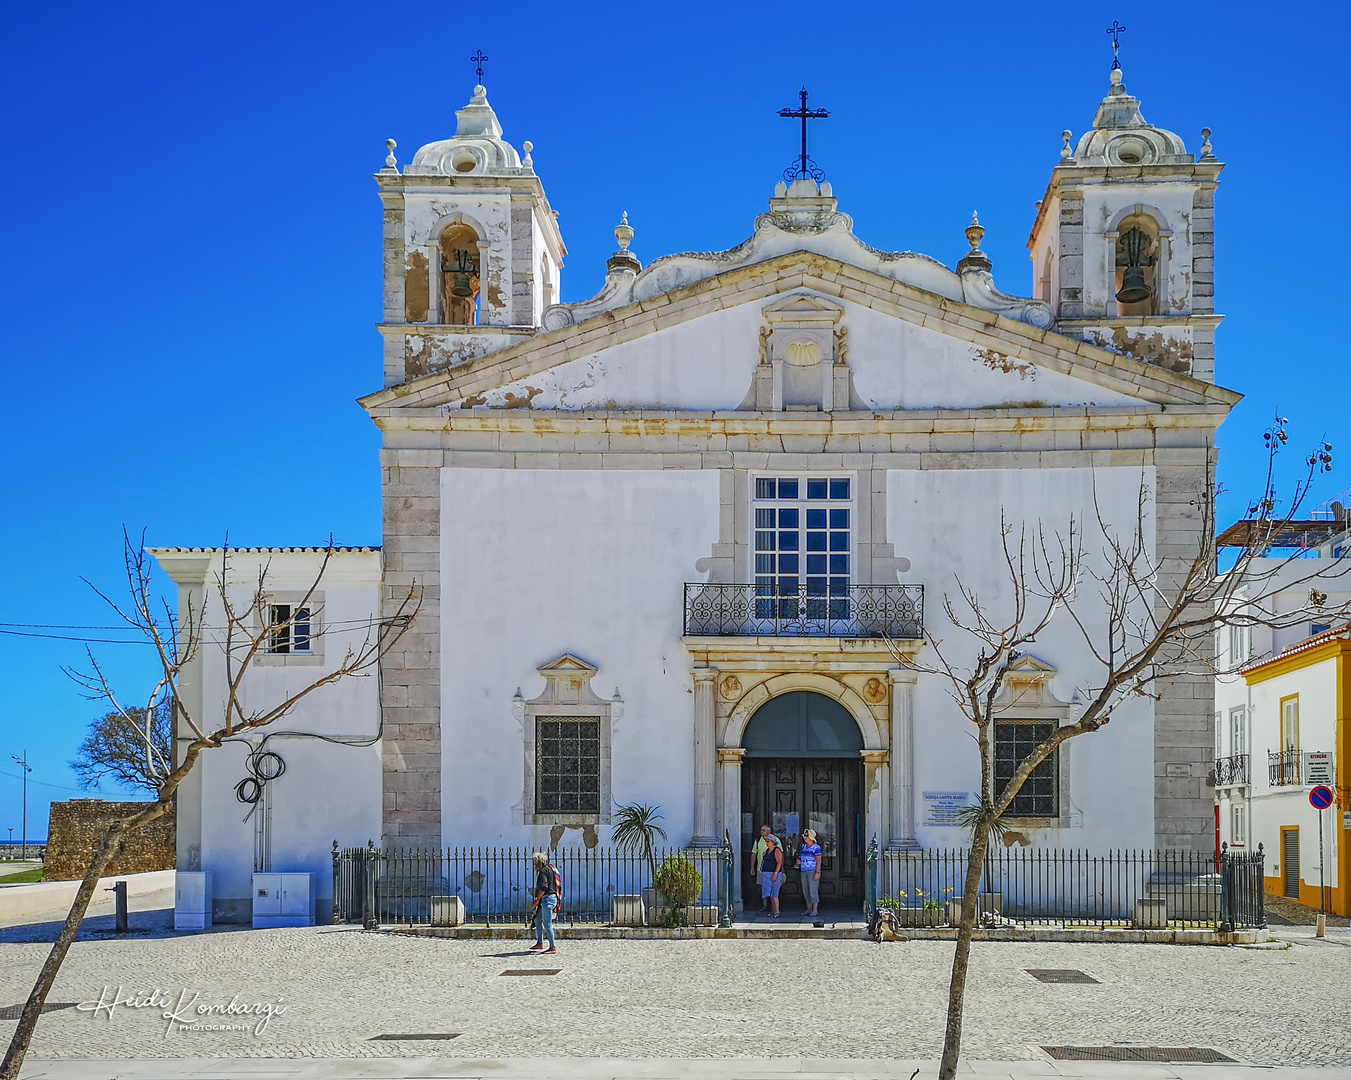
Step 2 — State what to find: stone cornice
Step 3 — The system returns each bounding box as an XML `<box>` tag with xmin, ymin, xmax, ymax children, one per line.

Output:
<box><xmin>358</xmin><ymin>253</ymin><xmax>1241</xmax><ymax>414</ymax></box>
<box><xmin>367</xmin><ymin>403</ymin><xmax>1234</xmax><ymax>438</ymax></box>
<box><xmin>683</xmin><ymin>636</ymin><xmax>922</xmax><ymax>670</ymax></box>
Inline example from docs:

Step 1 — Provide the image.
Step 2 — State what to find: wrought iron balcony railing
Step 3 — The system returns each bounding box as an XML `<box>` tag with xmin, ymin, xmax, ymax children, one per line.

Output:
<box><xmin>1268</xmin><ymin>750</ymin><xmax>1301</xmax><ymax>787</ymax></box>
<box><xmin>1214</xmin><ymin>753</ymin><xmax>1249</xmax><ymax>787</ymax></box>
<box><xmin>683</xmin><ymin>583</ymin><xmax>923</xmax><ymax>639</ymax></box>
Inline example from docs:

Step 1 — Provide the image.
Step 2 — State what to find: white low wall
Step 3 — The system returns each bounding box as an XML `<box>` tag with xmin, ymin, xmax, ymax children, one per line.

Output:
<box><xmin>0</xmin><ymin>870</ymin><xmax>175</xmax><ymax>927</ymax></box>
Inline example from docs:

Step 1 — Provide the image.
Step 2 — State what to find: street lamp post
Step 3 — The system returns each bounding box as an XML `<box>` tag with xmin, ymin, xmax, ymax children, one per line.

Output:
<box><xmin>11</xmin><ymin>752</ymin><xmax>30</xmax><ymax>861</ymax></box>
<box><xmin>6</xmin><ymin>827</ymin><xmax>11</xmax><ymax>859</ymax></box>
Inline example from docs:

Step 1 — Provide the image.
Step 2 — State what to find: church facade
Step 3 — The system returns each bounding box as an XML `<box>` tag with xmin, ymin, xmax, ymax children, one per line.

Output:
<box><xmin>157</xmin><ymin>64</ymin><xmax>1236</xmax><ymax>920</ymax></box>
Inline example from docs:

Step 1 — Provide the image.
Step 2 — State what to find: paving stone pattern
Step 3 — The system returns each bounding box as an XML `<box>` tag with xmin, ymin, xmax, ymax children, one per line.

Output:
<box><xmin>0</xmin><ymin>915</ymin><xmax>1347</xmax><ymax>1066</ymax></box>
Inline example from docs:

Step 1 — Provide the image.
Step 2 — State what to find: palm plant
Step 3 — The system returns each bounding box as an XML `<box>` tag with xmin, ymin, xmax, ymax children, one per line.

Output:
<box><xmin>612</xmin><ymin>803</ymin><xmax>667</xmax><ymax>880</ymax></box>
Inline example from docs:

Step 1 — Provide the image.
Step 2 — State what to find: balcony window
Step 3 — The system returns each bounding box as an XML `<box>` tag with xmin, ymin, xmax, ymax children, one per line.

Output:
<box><xmin>754</xmin><ymin>475</ymin><xmax>851</xmax><ymax>623</ymax></box>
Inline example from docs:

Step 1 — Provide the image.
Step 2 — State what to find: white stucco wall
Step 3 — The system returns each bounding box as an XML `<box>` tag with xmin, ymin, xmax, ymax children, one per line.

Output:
<box><xmin>439</xmin><ymin>469</ymin><xmax>722</xmax><ymax>846</ymax></box>
<box><xmin>468</xmin><ymin>297</ymin><xmax>1145</xmax><ymax>412</ymax></box>
<box><xmin>156</xmin><ymin>550</ymin><xmax>383</xmax><ymax>920</ymax></box>
<box><xmin>890</xmin><ymin>466</ymin><xmax>1159</xmax><ymax>849</ymax></box>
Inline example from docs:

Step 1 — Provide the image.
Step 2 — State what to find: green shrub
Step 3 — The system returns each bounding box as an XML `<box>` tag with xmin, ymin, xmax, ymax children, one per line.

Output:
<box><xmin>653</xmin><ymin>855</ymin><xmax>702</xmax><ymax>908</ymax></box>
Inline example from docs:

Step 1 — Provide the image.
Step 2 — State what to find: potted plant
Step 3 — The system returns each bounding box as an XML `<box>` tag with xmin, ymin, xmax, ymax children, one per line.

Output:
<box><xmin>612</xmin><ymin>803</ymin><xmax>667</xmax><ymax>924</ymax></box>
<box><xmin>893</xmin><ymin>888</ymin><xmax>951</xmax><ymax>926</ymax></box>
<box><xmin>653</xmin><ymin>854</ymin><xmax>703</xmax><ymax>927</ymax></box>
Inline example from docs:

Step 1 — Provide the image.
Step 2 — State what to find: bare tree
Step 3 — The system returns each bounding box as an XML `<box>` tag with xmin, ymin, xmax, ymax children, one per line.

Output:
<box><xmin>0</xmin><ymin>531</ymin><xmax>419</xmax><ymax>1080</ymax></box>
<box><xmin>888</xmin><ymin>418</ymin><xmax>1347</xmax><ymax>1080</ymax></box>
<box><xmin>70</xmin><ymin>699</ymin><xmax>172</xmax><ymax>795</ymax></box>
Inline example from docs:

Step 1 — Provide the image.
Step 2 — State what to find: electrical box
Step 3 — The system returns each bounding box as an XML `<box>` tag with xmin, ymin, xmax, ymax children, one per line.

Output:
<box><xmin>251</xmin><ymin>872</ymin><xmax>314</xmax><ymax>928</ymax></box>
<box><xmin>174</xmin><ymin>871</ymin><xmax>213</xmax><ymax>931</ymax></box>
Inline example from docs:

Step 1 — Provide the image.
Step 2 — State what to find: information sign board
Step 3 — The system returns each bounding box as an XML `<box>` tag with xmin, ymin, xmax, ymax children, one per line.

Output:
<box><xmin>923</xmin><ymin>791</ymin><xmax>973</xmax><ymax>827</ymax></box>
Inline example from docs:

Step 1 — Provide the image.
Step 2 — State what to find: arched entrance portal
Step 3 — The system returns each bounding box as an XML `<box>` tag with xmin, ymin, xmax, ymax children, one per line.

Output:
<box><xmin>741</xmin><ymin>691</ymin><xmax>864</xmax><ymax>908</ymax></box>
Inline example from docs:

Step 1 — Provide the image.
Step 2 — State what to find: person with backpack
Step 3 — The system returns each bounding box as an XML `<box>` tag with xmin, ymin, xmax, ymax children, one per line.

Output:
<box><xmin>529</xmin><ymin>851</ymin><xmax>561</xmax><ymax>953</ymax></box>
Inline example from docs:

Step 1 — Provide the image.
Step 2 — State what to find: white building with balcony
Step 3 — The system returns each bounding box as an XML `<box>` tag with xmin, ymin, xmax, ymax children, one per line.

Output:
<box><xmin>1213</xmin><ymin>509</ymin><xmax>1351</xmax><ymax>915</ymax></box>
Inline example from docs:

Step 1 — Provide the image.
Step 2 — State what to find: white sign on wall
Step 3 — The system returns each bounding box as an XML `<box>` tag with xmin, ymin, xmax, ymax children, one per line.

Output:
<box><xmin>1304</xmin><ymin>752</ymin><xmax>1334</xmax><ymax>785</ymax></box>
<box><xmin>923</xmin><ymin>791</ymin><xmax>974</xmax><ymax>827</ymax></box>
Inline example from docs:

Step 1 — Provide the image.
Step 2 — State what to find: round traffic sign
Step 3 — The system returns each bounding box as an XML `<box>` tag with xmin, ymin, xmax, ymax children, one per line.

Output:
<box><xmin>1310</xmin><ymin>785</ymin><xmax>1335</xmax><ymax>810</ymax></box>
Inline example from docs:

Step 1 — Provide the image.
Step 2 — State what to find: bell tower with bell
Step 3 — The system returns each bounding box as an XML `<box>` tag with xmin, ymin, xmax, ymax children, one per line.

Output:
<box><xmin>1028</xmin><ymin>29</ymin><xmax>1222</xmax><ymax>382</ymax></box>
<box><xmin>375</xmin><ymin>56</ymin><xmax>566</xmax><ymax>387</ymax></box>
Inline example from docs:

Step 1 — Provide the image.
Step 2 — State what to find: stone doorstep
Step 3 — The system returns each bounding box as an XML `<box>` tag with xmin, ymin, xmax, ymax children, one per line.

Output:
<box><xmin>382</xmin><ymin>925</ymin><xmax>1268</xmax><ymax>944</ymax></box>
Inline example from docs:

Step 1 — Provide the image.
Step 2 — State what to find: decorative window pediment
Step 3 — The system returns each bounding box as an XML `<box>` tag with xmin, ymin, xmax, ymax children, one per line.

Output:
<box><xmin>511</xmin><ymin>653</ymin><xmax>622</xmax><ymax>825</ymax></box>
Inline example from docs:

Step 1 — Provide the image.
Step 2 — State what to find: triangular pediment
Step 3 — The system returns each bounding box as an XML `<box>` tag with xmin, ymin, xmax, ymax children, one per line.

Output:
<box><xmin>360</xmin><ymin>253</ymin><xmax>1240</xmax><ymax>415</ymax></box>
<box><xmin>537</xmin><ymin>652</ymin><xmax>597</xmax><ymax>677</ymax></box>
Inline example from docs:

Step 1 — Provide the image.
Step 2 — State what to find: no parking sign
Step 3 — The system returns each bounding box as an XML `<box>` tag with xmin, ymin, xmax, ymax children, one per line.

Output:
<box><xmin>1310</xmin><ymin>785</ymin><xmax>1335</xmax><ymax>810</ymax></box>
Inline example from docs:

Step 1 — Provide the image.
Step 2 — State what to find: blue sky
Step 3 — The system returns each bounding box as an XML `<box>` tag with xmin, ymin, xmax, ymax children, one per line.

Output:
<box><xmin>1</xmin><ymin>1</ymin><xmax>1346</xmax><ymax>838</ymax></box>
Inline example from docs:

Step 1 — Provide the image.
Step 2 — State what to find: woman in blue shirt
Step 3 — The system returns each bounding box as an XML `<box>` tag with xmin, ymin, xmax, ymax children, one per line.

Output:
<box><xmin>796</xmin><ymin>828</ymin><xmax>823</xmax><ymax>916</ymax></box>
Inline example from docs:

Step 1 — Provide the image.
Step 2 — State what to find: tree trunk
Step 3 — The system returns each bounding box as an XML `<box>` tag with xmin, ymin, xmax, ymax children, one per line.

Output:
<box><xmin>937</xmin><ymin>825</ymin><xmax>993</xmax><ymax>1080</ymax></box>
<box><xmin>0</xmin><ymin>820</ymin><xmax>131</xmax><ymax>1080</ymax></box>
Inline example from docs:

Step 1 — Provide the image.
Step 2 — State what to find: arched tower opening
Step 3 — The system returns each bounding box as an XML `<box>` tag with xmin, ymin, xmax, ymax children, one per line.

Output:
<box><xmin>438</xmin><ymin>223</ymin><xmax>481</xmax><ymax>326</ymax></box>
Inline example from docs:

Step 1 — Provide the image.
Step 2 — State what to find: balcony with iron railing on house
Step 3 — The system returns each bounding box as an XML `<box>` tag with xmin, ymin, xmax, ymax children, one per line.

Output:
<box><xmin>1214</xmin><ymin>753</ymin><xmax>1249</xmax><ymax>787</ymax></box>
<box><xmin>1269</xmin><ymin>750</ymin><xmax>1301</xmax><ymax>787</ymax></box>
<box><xmin>1267</xmin><ymin>749</ymin><xmax>1337</xmax><ymax>788</ymax></box>
<box><xmin>683</xmin><ymin>583</ymin><xmax>924</xmax><ymax>639</ymax></box>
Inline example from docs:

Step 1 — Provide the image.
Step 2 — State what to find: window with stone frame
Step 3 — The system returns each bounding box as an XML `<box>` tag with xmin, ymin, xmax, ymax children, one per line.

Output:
<box><xmin>753</xmin><ymin>475</ymin><xmax>852</xmax><ymax>622</ymax></box>
<box><xmin>534</xmin><ymin>716</ymin><xmax>601</xmax><ymax>814</ymax></box>
<box><xmin>994</xmin><ymin>718</ymin><xmax>1059</xmax><ymax>818</ymax></box>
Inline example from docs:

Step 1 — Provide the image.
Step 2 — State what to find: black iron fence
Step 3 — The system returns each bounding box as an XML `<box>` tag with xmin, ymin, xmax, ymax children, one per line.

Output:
<box><xmin>864</xmin><ymin>842</ymin><xmax>1266</xmax><ymax>929</ymax></box>
<box><xmin>683</xmin><ymin>583</ymin><xmax>923</xmax><ymax>639</ymax></box>
<box><xmin>1214</xmin><ymin>753</ymin><xmax>1249</xmax><ymax>787</ymax></box>
<box><xmin>333</xmin><ymin>841</ymin><xmax>734</xmax><ymax>927</ymax></box>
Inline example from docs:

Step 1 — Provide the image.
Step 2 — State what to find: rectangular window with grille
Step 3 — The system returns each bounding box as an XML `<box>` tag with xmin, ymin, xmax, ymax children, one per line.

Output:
<box><xmin>995</xmin><ymin>718</ymin><xmax>1058</xmax><ymax>818</ymax></box>
<box><xmin>535</xmin><ymin>717</ymin><xmax>601</xmax><ymax>814</ymax></box>
<box><xmin>753</xmin><ymin>475</ymin><xmax>852</xmax><ymax>622</ymax></box>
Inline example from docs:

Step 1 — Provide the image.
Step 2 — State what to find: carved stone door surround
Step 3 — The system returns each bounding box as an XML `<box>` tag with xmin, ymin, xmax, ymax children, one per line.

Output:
<box><xmin>683</xmin><ymin>637</ymin><xmax>923</xmax><ymax>874</ymax></box>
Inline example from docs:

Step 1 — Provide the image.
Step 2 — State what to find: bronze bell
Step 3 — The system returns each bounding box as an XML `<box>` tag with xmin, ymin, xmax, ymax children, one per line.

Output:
<box><xmin>1116</xmin><ymin>265</ymin><xmax>1153</xmax><ymax>304</ymax></box>
<box><xmin>451</xmin><ymin>272</ymin><xmax>474</xmax><ymax>298</ymax></box>
<box><xmin>1115</xmin><ymin>226</ymin><xmax>1154</xmax><ymax>304</ymax></box>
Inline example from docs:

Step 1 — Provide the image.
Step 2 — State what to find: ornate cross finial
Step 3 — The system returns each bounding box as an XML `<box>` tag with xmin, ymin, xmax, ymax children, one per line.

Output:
<box><xmin>1105</xmin><ymin>21</ymin><xmax>1126</xmax><ymax>69</ymax></box>
<box><xmin>471</xmin><ymin>49</ymin><xmax>489</xmax><ymax>84</ymax></box>
<box><xmin>777</xmin><ymin>87</ymin><xmax>830</xmax><ymax>184</ymax></box>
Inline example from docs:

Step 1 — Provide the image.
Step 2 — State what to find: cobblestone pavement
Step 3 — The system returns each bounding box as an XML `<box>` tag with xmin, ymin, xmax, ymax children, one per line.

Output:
<box><xmin>0</xmin><ymin>911</ymin><xmax>1347</xmax><ymax>1067</ymax></box>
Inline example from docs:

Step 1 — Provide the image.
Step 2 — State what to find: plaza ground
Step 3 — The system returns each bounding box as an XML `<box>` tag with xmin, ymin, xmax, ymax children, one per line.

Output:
<box><xmin>0</xmin><ymin>906</ymin><xmax>1348</xmax><ymax>1072</ymax></box>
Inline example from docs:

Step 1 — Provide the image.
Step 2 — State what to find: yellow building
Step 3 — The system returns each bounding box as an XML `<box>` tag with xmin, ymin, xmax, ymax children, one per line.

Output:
<box><xmin>1239</xmin><ymin>626</ymin><xmax>1350</xmax><ymax>915</ymax></box>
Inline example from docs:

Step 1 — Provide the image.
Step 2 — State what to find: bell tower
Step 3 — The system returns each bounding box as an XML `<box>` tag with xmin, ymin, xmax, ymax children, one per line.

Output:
<box><xmin>375</xmin><ymin>83</ymin><xmax>567</xmax><ymax>387</ymax></box>
<box><xmin>1028</xmin><ymin>64</ymin><xmax>1222</xmax><ymax>381</ymax></box>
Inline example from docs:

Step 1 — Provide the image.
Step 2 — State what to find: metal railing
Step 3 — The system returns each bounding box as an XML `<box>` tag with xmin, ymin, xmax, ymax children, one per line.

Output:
<box><xmin>864</xmin><ymin>842</ymin><xmax>1266</xmax><ymax>929</ymax></box>
<box><xmin>1214</xmin><ymin>753</ymin><xmax>1249</xmax><ymax>787</ymax></box>
<box><xmin>683</xmin><ymin>583</ymin><xmax>923</xmax><ymax>638</ymax></box>
<box><xmin>1269</xmin><ymin>750</ymin><xmax>1301</xmax><ymax>787</ymax></box>
<box><xmin>333</xmin><ymin>841</ymin><xmax>734</xmax><ymax>927</ymax></box>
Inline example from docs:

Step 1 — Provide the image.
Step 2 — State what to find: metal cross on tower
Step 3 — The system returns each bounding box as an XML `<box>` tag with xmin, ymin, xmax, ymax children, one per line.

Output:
<box><xmin>471</xmin><ymin>49</ymin><xmax>489</xmax><ymax>84</ymax></box>
<box><xmin>1105</xmin><ymin>21</ymin><xmax>1126</xmax><ymax>69</ymax></box>
<box><xmin>778</xmin><ymin>88</ymin><xmax>830</xmax><ymax>184</ymax></box>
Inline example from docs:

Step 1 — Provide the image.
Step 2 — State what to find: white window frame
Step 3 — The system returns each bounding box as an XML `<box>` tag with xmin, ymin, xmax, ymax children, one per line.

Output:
<box><xmin>256</xmin><ymin>592</ymin><xmax>324</xmax><ymax>667</ymax></box>
<box><xmin>751</xmin><ymin>473</ymin><xmax>857</xmax><ymax>617</ymax></box>
<box><xmin>1229</xmin><ymin>706</ymin><xmax>1247</xmax><ymax>758</ymax></box>
<box><xmin>1231</xmin><ymin>803</ymin><xmax>1246</xmax><ymax>847</ymax></box>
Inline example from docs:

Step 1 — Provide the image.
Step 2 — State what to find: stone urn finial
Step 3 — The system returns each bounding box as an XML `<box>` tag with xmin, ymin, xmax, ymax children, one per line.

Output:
<box><xmin>965</xmin><ymin>211</ymin><xmax>984</xmax><ymax>252</ymax></box>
